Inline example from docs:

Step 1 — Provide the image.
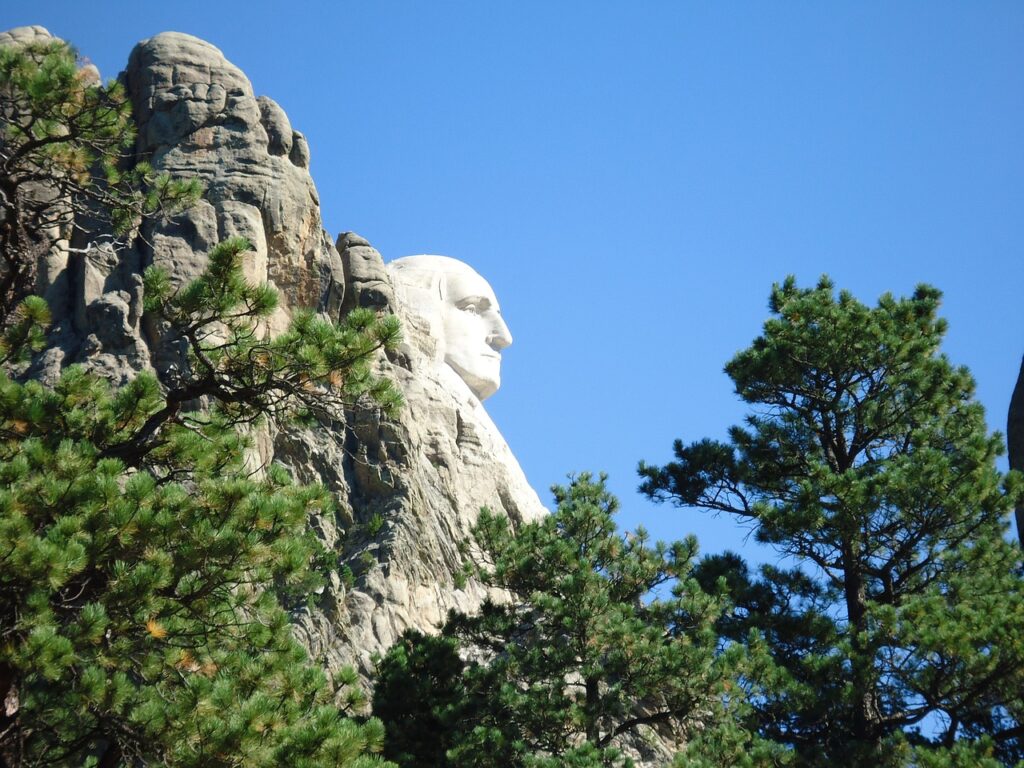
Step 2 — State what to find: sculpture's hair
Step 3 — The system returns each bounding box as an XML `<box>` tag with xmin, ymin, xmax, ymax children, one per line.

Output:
<box><xmin>386</xmin><ymin>256</ymin><xmax>467</xmax><ymax>363</ymax></box>
<box><xmin>389</xmin><ymin>259</ymin><xmax>442</xmax><ymax>303</ymax></box>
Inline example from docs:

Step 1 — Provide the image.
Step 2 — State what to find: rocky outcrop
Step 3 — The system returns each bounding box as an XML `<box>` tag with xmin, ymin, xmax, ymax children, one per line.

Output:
<box><xmin>13</xmin><ymin>29</ymin><xmax>342</xmax><ymax>385</ymax></box>
<box><xmin>0</xmin><ymin>25</ymin><xmax>55</xmax><ymax>48</ymax></box>
<box><xmin>0</xmin><ymin>27</ymin><xmax>120</xmax><ymax>383</ymax></box>
<box><xmin>116</xmin><ymin>30</ymin><xmax>549</xmax><ymax>685</ymax></box>
<box><xmin>1009</xmin><ymin>357</ymin><xmax>1024</xmax><ymax>548</ymax></box>
<box><xmin>124</xmin><ymin>32</ymin><xmax>345</xmax><ymax>350</ymax></box>
<box><xmin>5</xmin><ymin>26</ymin><xmax>547</xmax><ymax>696</ymax></box>
<box><xmin>337</xmin><ymin>232</ymin><xmax>396</xmax><ymax>316</ymax></box>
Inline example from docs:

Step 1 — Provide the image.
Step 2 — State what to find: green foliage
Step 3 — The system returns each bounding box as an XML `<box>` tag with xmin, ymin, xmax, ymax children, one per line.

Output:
<box><xmin>0</xmin><ymin>37</ymin><xmax>200</xmax><ymax>330</ymax></box>
<box><xmin>0</xmin><ymin>295</ymin><xmax>50</xmax><ymax>363</ymax></box>
<box><xmin>373</xmin><ymin>631</ymin><xmax>466</xmax><ymax>768</ymax></box>
<box><xmin>0</xmin><ymin>246</ymin><xmax>398</xmax><ymax>766</ymax></box>
<box><xmin>358</xmin><ymin>551</ymin><xmax>378</xmax><ymax>573</ymax></box>
<box><xmin>339</xmin><ymin>564</ymin><xmax>356</xmax><ymax>590</ymax></box>
<box><xmin>140</xmin><ymin>236</ymin><xmax>402</xmax><ymax>436</ymax></box>
<box><xmin>363</xmin><ymin>512</ymin><xmax>386</xmax><ymax>538</ymax></box>
<box><xmin>374</xmin><ymin>473</ymin><xmax>784</xmax><ymax>767</ymax></box>
<box><xmin>640</xmin><ymin>276</ymin><xmax>1024</xmax><ymax>766</ymax></box>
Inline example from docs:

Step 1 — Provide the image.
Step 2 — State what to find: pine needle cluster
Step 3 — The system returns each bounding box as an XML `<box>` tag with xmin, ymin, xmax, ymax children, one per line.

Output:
<box><xmin>0</xmin><ymin>38</ymin><xmax>200</xmax><ymax>332</ymax></box>
<box><xmin>374</xmin><ymin>474</ymin><xmax>781</xmax><ymax>768</ymax></box>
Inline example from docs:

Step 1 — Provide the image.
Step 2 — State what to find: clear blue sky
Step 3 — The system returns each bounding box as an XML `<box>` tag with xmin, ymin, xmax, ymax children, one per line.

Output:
<box><xmin>5</xmin><ymin>2</ymin><xmax>1023</xmax><ymax>559</ymax></box>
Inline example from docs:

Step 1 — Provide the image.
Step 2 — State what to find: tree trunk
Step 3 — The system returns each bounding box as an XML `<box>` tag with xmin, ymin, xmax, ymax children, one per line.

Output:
<box><xmin>841</xmin><ymin>539</ymin><xmax>880</xmax><ymax>751</ymax></box>
<box><xmin>584</xmin><ymin>675</ymin><xmax>600</xmax><ymax>745</ymax></box>
<box><xmin>97</xmin><ymin>740</ymin><xmax>121</xmax><ymax>768</ymax></box>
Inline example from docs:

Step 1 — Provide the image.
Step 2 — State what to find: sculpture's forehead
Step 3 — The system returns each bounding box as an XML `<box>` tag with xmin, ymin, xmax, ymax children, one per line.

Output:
<box><xmin>444</xmin><ymin>269</ymin><xmax>497</xmax><ymax>304</ymax></box>
<box><xmin>389</xmin><ymin>255</ymin><xmax>499</xmax><ymax>303</ymax></box>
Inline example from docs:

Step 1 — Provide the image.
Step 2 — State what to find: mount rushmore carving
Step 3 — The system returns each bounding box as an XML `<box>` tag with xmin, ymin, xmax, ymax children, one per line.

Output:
<box><xmin>1</xmin><ymin>25</ymin><xmax>546</xmax><ymax>686</ymax></box>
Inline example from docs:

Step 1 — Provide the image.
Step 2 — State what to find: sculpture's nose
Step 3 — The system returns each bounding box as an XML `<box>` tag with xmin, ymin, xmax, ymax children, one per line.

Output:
<box><xmin>488</xmin><ymin>313</ymin><xmax>513</xmax><ymax>351</ymax></box>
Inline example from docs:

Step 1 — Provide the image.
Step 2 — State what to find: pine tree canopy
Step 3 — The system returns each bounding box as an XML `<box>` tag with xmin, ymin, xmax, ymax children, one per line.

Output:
<box><xmin>374</xmin><ymin>473</ymin><xmax>786</xmax><ymax>768</ymax></box>
<box><xmin>639</xmin><ymin>276</ymin><xmax>1024</xmax><ymax>767</ymax></box>
<box><xmin>0</xmin><ymin>37</ymin><xmax>200</xmax><ymax>332</ymax></box>
<box><xmin>0</xmin><ymin>35</ymin><xmax>401</xmax><ymax>764</ymax></box>
<box><xmin>0</xmin><ymin>236</ymin><xmax>400</xmax><ymax>767</ymax></box>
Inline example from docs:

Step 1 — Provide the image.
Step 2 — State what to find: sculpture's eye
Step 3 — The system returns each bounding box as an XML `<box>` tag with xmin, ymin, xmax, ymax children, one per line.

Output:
<box><xmin>457</xmin><ymin>296</ymin><xmax>490</xmax><ymax>314</ymax></box>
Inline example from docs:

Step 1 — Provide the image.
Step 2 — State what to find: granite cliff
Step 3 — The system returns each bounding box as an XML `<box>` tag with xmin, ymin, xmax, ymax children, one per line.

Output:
<box><xmin>1008</xmin><ymin>358</ymin><xmax>1024</xmax><ymax>547</ymax></box>
<box><xmin>2</xmin><ymin>25</ymin><xmax>546</xmax><ymax>690</ymax></box>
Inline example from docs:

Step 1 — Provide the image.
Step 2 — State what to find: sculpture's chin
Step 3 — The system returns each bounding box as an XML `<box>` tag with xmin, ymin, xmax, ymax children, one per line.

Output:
<box><xmin>472</xmin><ymin>377</ymin><xmax>500</xmax><ymax>401</ymax></box>
<box><xmin>446</xmin><ymin>357</ymin><xmax>500</xmax><ymax>401</ymax></box>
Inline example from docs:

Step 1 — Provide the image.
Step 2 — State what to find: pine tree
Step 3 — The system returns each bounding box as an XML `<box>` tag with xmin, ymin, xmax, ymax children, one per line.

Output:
<box><xmin>0</xmin><ymin>236</ymin><xmax>401</xmax><ymax>767</ymax></box>
<box><xmin>639</xmin><ymin>277</ymin><xmax>1024</xmax><ymax>767</ymax></box>
<box><xmin>1</xmin><ymin>32</ymin><xmax>404</xmax><ymax>766</ymax></box>
<box><xmin>0</xmin><ymin>35</ymin><xmax>199</xmax><ymax>331</ymax></box>
<box><xmin>374</xmin><ymin>473</ymin><xmax>783</xmax><ymax>768</ymax></box>
<box><xmin>372</xmin><ymin>630</ymin><xmax>467</xmax><ymax>768</ymax></box>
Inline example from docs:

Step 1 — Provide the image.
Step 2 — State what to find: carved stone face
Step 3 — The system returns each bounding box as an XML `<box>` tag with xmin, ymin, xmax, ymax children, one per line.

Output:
<box><xmin>388</xmin><ymin>256</ymin><xmax>513</xmax><ymax>401</ymax></box>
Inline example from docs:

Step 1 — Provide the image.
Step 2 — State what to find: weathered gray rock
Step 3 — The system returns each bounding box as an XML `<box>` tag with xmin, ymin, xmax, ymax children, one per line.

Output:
<box><xmin>0</xmin><ymin>27</ymin><xmax>119</xmax><ymax>382</ymax></box>
<box><xmin>16</xmin><ymin>31</ymin><xmax>347</xmax><ymax>383</ymax></box>
<box><xmin>124</xmin><ymin>32</ymin><xmax>346</xmax><ymax>342</ymax></box>
<box><xmin>1008</xmin><ymin>356</ymin><xmax>1024</xmax><ymax>548</ymax></box>
<box><xmin>0</xmin><ymin>25</ymin><xmax>53</xmax><ymax>48</ymax></box>
<box><xmin>280</xmin><ymin>255</ymin><xmax>546</xmax><ymax>679</ymax></box>
<box><xmin>337</xmin><ymin>232</ymin><xmax>396</xmax><ymax>315</ymax></box>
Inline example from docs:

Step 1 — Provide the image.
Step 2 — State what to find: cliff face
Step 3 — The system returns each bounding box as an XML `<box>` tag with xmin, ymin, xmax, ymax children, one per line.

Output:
<box><xmin>280</xmin><ymin>235</ymin><xmax>547</xmax><ymax>680</ymax></box>
<box><xmin>5</xmin><ymin>27</ymin><xmax>546</xmax><ymax>687</ymax></box>
<box><xmin>1008</xmin><ymin>358</ymin><xmax>1024</xmax><ymax>547</ymax></box>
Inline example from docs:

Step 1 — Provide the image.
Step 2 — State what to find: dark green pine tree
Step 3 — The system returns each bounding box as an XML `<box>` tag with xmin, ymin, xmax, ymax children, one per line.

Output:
<box><xmin>1</xmin><ymin>34</ymin><xmax>403</xmax><ymax>767</ymax></box>
<box><xmin>374</xmin><ymin>473</ymin><xmax>785</xmax><ymax>768</ymax></box>
<box><xmin>639</xmin><ymin>277</ymin><xmax>1024</xmax><ymax>767</ymax></box>
<box><xmin>0</xmin><ymin>36</ymin><xmax>199</xmax><ymax>332</ymax></box>
<box><xmin>372</xmin><ymin>630</ymin><xmax>468</xmax><ymax>768</ymax></box>
<box><xmin>0</xmin><ymin>237</ymin><xmax>402</xmax><ymax>767</ymax></box>
<box><xmin>1</xmin><ymin>34</ymin><xmax>402</xmax><ymax>765</ymax></box>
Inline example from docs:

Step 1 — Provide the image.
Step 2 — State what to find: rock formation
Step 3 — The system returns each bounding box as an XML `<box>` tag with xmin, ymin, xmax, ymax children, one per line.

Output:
<box><xmin>283</xmin><ymin>242</ymin><xmax>546</xmax><ymax>679</ymax></box>
<box><xmin>1008</xmin><ymin>357</ymin><xmax>1024</xmax><ymax>548</ymax></box>
<box><xmin>20</xmin><ymin>29</ymin><xmax>342</xmax><ymax>385</ymax></box>
<box><xmin>3</xmin><ymin>26</ymin><xmax>546</xmax><ymax>692</ymax></box>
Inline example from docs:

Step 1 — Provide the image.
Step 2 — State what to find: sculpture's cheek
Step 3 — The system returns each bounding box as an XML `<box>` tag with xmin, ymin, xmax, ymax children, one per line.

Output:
<box><xmin>440</xmin><ymin>313</ymin><xmax>499</xmax><ymax>400</ymax></box>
